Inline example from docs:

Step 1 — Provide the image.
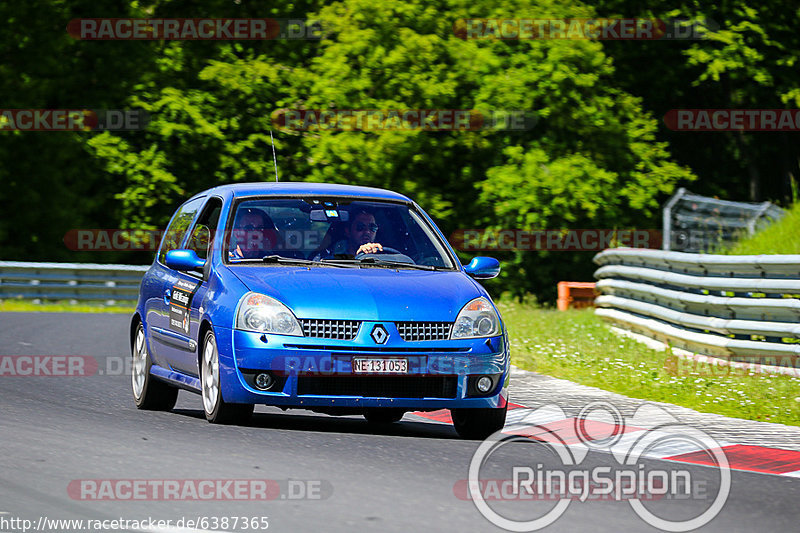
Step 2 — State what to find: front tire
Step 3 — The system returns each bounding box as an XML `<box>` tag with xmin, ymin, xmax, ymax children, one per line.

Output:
<box><xmin>131</xmin><ymin>323</ymin><xmax>178</xmax><ymax>410</ymax></box>
<box><xmin>450</xmin><ymin>405</ymin><xmax>507</xmax><ymax>440</ymax></box>
<box><xmin>201</xmin><ymin>330</ymin><xmax>253</xmax><ymax>424</ymax></box>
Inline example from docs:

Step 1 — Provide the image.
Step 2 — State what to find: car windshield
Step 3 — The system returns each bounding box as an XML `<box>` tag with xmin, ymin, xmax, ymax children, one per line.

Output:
<box><xmin>224</xmin><ymin>197</ymin><xmax>456</xmax><ymax>269</ymax></box>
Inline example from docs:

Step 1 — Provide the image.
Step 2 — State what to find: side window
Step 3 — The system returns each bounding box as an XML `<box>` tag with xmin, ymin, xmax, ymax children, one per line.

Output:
<box><xmin>158</xmin><ymin>197</ymin><xmax>204</xmax><ymax>264</ymax></box>
<box><xmin>187</xmin><ymin>198</ymin><xmax>223</xmax><ymax>260</ymax></box>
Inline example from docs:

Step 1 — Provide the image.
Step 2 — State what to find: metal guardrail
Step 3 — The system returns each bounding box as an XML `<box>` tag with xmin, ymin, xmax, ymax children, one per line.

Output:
<box><xmin>593</xmin><ymin>249</ymin><xmax>800</xmax><ymax>368</ymax></box>
<box><xmin>596</xmin><ymin>248</ymin><xmax>800</xmax><ymax>277</ymax></box>
<box><xmin>662</xmin><ymin>187</ymin><xmax>785</xmax><ymax>252</ymax></box>
<box><xmin>0</xmin><ymin>261</ymin><xmax>148</xmax><ymax>304</ymax></box>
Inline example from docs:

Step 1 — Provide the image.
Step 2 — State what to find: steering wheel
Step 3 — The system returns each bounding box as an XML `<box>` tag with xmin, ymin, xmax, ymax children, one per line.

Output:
<box><xmin>355</xmin><ymin>246</ymin><xmax>402</xmax><ymax>259</ymax></box>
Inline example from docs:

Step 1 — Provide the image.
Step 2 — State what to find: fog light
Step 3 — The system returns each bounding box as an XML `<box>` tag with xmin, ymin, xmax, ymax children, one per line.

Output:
<box><xmin>254</xmin><ymin>373</ymin><xmax>274</xmax><ymax>390</ymax></box>
<box><xmin>476</xmin><ymin>375</ymin><xmax>493</xmax><ymax>393</ymax></box>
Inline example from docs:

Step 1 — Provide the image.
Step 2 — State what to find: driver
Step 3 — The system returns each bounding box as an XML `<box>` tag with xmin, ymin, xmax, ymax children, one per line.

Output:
<box><xmin>311</xmin><ymin>209</ymin><xmax>385</xmax><ymax>260</ymax></box>
<box><xmin>343</xmin><ymin>210</ymin><xmax>383</xmax><ymax>256</ymax></box>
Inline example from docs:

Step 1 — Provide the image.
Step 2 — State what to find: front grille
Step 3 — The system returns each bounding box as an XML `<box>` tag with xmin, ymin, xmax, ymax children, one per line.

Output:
<box><xmin>300</xmin><ymin>319</ymin><xmax>360</xmax><ymax>340</ymax></box>
<box><xmin>396</xmin><ymin>321</ymin><xmax>452</xmax><ymax>341</ymax></box>
<box><xmin>297</xmin><ymin>376</ymin><xmax>457</xmax><ymax>398</ymax></box>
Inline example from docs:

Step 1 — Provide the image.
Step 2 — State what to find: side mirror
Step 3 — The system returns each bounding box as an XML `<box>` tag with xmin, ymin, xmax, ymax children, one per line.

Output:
<box><xmin>464</xmin><ymin>256</ymin><xmax>500</xmax><ymax>279</ymax></box>
<box><xmin>165</xmin><ymin>249</ymin><xmax>205</xmax><ymax>272</ymax></box>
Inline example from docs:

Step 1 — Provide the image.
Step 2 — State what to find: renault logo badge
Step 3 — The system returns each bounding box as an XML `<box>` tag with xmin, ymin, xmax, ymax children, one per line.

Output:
<box><xmin>370</xmin><ymin>324</ymin><xmax>388</xmax><ymax>344</ymax></box>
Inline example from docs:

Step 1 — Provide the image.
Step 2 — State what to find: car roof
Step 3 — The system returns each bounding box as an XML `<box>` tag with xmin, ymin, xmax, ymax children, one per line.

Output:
<box><xmin>194</xmin><ymin>182</ymin><xmax>412</xmax><ymax>203</ymax></box>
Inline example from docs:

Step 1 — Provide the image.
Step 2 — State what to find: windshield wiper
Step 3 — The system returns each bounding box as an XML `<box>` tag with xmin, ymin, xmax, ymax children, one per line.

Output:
<box><xmin>262</xmin><ymin>255</ymin><xmax>357</xmax><ymax>268</ymax></box>
<box><xmin>323</xmin><ymin>257</ymin><xmax>439</xmax><ymax>271</ymax></box>
<box><xmin>229</xmin><ymin>255</ymin><xmax>355</xmax><ymax>268</ymax></box>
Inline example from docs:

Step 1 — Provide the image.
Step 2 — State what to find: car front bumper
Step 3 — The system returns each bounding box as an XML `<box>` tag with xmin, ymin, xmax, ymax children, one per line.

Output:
<box><xmin>214</xmin><ymin>324</ymin><xmax>510</xmax><ymax>409</ymax></box>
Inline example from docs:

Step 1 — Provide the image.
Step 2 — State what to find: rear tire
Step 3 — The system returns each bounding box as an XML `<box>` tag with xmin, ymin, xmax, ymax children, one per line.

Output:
<box><xmin>363</xmin><ymin>408</ymin><xmax>405</xmax><ymax>425</ymax></box>
<box><xmin>450</xmin><ymin>405</ymin><xmax>507</xmax><ymax>440</ymax></box>
<box><xmin>201</xmin><ymin>330</ymin><xmax>254</xmax><ymax>424</ymax></box>
<box><xmin>131</xmin><ymin>323</ymin><xmax>178</xmax><ymax>411</ymax></box>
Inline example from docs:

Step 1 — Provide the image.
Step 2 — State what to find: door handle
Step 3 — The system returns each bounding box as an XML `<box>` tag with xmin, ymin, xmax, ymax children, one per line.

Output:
<box><xmin>164</xmin><ymin>288</ymin><xmax>171</xmax><ymax>305</ymax></box>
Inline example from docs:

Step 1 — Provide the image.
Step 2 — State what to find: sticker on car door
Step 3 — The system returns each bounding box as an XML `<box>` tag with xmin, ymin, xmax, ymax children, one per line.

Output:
<box><xmin>169</xmin><ymin>278</ymin><xmax>199</xmax><ymax>334</ymax></box>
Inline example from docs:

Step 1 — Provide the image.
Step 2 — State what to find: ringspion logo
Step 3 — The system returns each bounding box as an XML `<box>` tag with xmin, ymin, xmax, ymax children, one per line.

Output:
<box><xmin>466</xmin><ymin>402</ymin><xmax>730</xmax><ymax>531</ymax></box>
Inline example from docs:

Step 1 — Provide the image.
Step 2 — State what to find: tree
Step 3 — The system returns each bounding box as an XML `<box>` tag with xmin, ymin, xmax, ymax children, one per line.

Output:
<box><xmin>0</xmin><ymin>0</ymin><xmax>157</xmax><ymax>263</ymax></box>
<box><xmin>82</xmin><ymin>0</ymin><xmax>693</xmax><ymax>299</ymax></box>
<box><xmin>3</xmin><ymin>0</ymin><xmax>697</xmax><ymax>302</ymax></box>
<box><xmin>595</xmin><ymin>0</ymin><xmax>800</xmax><ymax>203</ymax></box>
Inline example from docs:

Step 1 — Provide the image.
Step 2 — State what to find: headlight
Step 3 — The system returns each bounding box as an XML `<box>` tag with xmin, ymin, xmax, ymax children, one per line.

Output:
<box><xmin>450</xmin><ymin>297</ymin><xmax>501</xmax><ymax>339</ymax></box>
<box><xmin>235</xmin><ymin>292</ymin><xmax>303</xmax><ymax>336</ymax></box>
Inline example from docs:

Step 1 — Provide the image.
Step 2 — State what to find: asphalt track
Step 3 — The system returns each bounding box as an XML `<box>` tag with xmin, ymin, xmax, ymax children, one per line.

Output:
<box><xmin>0</xmin><ymin>312</ymin><xmax>798</xmax><ymax>532</ymax></box>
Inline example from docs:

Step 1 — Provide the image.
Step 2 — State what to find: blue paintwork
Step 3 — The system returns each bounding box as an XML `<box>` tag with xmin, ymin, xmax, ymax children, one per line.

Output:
<box><xmin>464</xmin><ymin>256</ymin><xmax>501</xmax><ymax>279</ymax></box>
<box><xmin>132</xmin><ymin>182</ymin><xmax>509</xmax><ymax>410</ymax></box>
<box><xmin>165</xmin><ymin>249</ymin><xmax>205</xmax><ymax>272</ymax></box>
<box><xmin>227</xmin><ymin>267</ymin><xmax>481</xmax><ymax>322</ymax></box>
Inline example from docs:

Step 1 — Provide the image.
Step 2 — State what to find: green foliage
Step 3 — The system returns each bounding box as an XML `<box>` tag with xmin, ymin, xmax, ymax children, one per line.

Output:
<box><xmin>64</xmin><ymin>0</ymin><xmax>693</xmax><ymax>300</ymax></box>
<box><xmin>11</xmin><ymin>0</ymin><xmax>799</xmax><ymax>300</ymax></box>
<box><xmin>598</xmin><ymin>0</ymin><xmax>800</xmax><ymax>203</ymax></box>
<box><xmin>0</xmin><ymin>0</ymin><xmax>158</xmax><ymax>263</ymax></box>
<box><xmin>725</xmin><ymin>201</ymin><xmax>800</xmax><ymax>255</ymax></box>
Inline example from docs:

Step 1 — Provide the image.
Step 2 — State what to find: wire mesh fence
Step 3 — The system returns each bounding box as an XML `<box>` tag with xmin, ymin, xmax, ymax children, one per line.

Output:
<box><xmin>663</xmin><ymin>188</ymin><xmax>785</xmax><ymax>253</ymax></box>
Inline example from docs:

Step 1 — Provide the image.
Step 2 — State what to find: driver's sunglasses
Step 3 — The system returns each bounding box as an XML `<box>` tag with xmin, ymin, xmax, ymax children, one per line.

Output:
<box><xmin>356</xmin><ymin>222</ymin><xmax>379</xmax><ymax>232</ymax></box>
<box><xmin>243</xmin><ymin>224</ymin><xmax>265</xmax><ymax>231</ymax></box>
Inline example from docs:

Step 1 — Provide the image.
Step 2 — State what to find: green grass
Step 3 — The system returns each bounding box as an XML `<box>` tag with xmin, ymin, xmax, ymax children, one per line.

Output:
<box><xmin>0</xmin><ymin>300</ymin><xmax>134</xmax><ymax>314</ymax></box>
<box><xmin>726</xmin><ymin>201</ymin><xmax>800</xmax><ymax>254</ymax></box>
<box><xmin>499</xmin><ymin>301</ymin><xmax>800</xmax><ymax>426</ymax></box>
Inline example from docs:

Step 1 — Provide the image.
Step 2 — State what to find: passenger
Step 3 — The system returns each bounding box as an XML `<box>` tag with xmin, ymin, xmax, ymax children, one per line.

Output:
<box><xmin>229</xmin><ymin>208</ymin><xmax>279</xmax><ymax>260</ymax></box>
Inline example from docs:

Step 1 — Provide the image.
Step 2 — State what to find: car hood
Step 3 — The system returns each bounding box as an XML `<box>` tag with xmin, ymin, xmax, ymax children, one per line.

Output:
<box><xmin>227</xmin><ymin>266</ymin><xmax>484</xmax><ymax>321</ymax></box>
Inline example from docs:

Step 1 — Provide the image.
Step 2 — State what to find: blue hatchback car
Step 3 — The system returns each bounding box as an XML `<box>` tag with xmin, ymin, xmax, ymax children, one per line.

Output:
<box><xmin>131</xmin><ymin>183</ymin><xmax>509</xmax><ymax>438</ymax></box>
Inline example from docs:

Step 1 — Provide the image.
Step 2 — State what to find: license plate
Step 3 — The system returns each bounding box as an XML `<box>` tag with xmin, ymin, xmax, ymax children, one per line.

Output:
<box><xmin>352</xmin><ymin>357</ymin><xmax>408</xmax><ymax>374</ymax></box>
